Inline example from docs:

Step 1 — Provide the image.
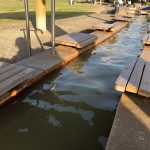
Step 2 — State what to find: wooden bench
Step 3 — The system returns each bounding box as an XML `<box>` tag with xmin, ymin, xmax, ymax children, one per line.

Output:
<box><xmin>55</xmin><ymin>32</ymin><xmax>98</xmax><ymax>48</ymax></box>
<box><xmin>0</xmin><ymin>61</ymin><xmax>34</xmax><ymax>97</ymax></box>
<box><xmin>92</xmin><ymin>23</ymin><xmax>115</xmax><ymax>31</ymax></box>
<box><xmin>142</xmin><ymin>33</ymin><xmax>150</xmax><ymax>45</ymax></box>
<box><xmin>115</xmin><ymin>46</ymin><xmax>150</xmax><ymax>97</ymax></box>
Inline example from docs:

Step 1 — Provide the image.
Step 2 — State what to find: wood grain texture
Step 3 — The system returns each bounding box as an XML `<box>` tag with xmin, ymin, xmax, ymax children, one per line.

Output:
<box><xmin>55</xmin><ymin>32</ymin><xmax>98</xmax><ymax>48</ymax></box>
<box><xmin>0</xmin><ymin>68</ymin><xmax>34</xmax><ymax>97</ymax></box>
<box><xmin>115</xmin><ymin>58</ymin><xmax>137</xmax><ymax>92</ymax></box>
<box><xmin>126</xmin><ymin>58</ymin><xmax>145</xmax><ymax>93</ymax></box>
<box><xmin>138</xmin><ymin>61</ymin><xmax>150</xmax><ymax>97</ymax></box>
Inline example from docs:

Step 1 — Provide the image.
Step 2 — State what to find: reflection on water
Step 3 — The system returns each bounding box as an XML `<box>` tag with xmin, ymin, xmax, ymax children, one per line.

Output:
<box><xmin>0</xmin><ymin>17</ymin><xmax>147</xmax><ymax>150</ymax></box>
<box><xmin>23</xmin><ymin>98</ymin><xmax>95</xmax><ymax>126</ymax></box>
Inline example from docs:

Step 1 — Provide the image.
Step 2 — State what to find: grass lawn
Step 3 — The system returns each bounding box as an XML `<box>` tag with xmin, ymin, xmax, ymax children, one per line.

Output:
<box><xmin>0</xmin><ymin>0</ymin><xmax>103</xmax><ymax>25</ymax></box>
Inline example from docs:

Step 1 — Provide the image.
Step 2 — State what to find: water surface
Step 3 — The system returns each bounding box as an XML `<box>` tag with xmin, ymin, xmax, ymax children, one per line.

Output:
<box><xmin>0</xmin><ymin>17</ymin><xmax>147</xmax><ymax>150</ymax></box>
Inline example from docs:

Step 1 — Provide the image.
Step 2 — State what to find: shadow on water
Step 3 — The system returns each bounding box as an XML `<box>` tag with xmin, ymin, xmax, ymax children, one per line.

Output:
<box><xmin>0</xmin><ymin>17</ymin><xmax>148</xmax><ymax>150</ymax></box>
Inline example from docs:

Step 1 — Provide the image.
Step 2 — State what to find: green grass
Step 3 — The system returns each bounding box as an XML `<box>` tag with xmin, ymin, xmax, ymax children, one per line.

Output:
<box><xmin>0</xmin><ymin>0</ymin><xmax>103</xmax><ymax>25</ymax></box>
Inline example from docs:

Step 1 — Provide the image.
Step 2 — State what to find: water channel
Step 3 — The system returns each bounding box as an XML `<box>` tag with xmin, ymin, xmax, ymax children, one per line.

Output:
<box><xmin>0</xmin><ymin>16</ymin><xmax>148</xmax><ymax>150</ymax></box>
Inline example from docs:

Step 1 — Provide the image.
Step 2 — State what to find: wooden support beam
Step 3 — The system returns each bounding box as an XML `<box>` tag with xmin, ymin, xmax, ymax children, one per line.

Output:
<box><xmin>36</xmin><ymin>0</ymin><xmax>46</xmax><ymax>31</ymax></box>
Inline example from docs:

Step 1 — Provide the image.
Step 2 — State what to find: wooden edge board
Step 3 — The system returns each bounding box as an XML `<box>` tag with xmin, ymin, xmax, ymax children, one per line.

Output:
<box><xmin>0</xmin><ymin>65</ymin><xmax>26</xmax><ymax>83</ymax></box>
<box><xmin>126</xmin><ymin>57</ymin><xmax>145</xmax><ymax>93</ymax></box>
<box><xmin>0</xmin><ymin>64</ymin><xmax>16</xmax><ymax>75</ymax></box>
<box><xmin>138</xmin><ymin>61</ymin><xmax>150</xmax><ymax>97</ymax></box>
<box><xmin>77</xmin><ymin>36</ymin><xmax>98</xmax><ymax>48</ymax></box>
<box><xmin>140</xmin><ymin>46</ymin><xmax>150</xmax><ymax>61</ymax></box>
<box><xmin>0</xmin><ymin>68</ymin><xmax>34</xmax><ymax>97</ymax></box>
<box><xmin>115</xmin><ymin>58</ymin><xmax>138</xmax><ymax>92</ymax></box>
<box><xmin>142</xmin><ymin>33</ymin><xmax>149</xmax><ymax>44</ymax></box>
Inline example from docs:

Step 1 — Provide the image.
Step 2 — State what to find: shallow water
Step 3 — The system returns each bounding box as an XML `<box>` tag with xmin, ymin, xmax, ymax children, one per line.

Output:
<box><xmin>0</xmin><ymin>17</ymin><xmax>148</xmax><ymax>150</ymax></box>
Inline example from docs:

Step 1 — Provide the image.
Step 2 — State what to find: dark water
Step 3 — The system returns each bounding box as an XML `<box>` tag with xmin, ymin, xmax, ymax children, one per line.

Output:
<box><xmin>0</xmin><ymin>17</ymin><xmax>147</xmax><ymax>150</ymax></box>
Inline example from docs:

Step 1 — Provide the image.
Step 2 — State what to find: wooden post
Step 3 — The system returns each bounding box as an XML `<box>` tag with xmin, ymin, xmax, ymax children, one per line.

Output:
<box><xmin>36</xmin><ymin>0</ymin><xmax>46</xmax><ymax>31</ymax></box>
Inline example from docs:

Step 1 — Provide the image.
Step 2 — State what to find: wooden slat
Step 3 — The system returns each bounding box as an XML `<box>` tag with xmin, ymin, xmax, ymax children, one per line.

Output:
<box><xmin>126</xmin><ymin>58</ymin><xmax>145</xmax><ymax>93</ymax></box>
<box><xmin>142</xmin><ymin>33</ymin><xmax>149</xmax><ymax>44</ymax></box>
<box><xmin>56</xmin><ymin>32</ymin><xmax>98</xmax><ymax>48</ymax></box>
<box><xmin>77</xmin><ymin>35</ymin><xmax>97</xmax><ymax>48</ymax></box>
<box><xmin>0</xmin><ymin>65</ymin><xmax>26</xmax><ymax>82</ymax></box>
<box><xmin>0</xmin><ymin>61</ymin><xmax>9</xmax><ymax>69</ymax></box>
<box><xmin>92</xmin><ymin>23</ymin><xmax>114</xmax><ymax>31</ymax></box>
<box><xmin>115</xmin><ymin>58</ymin><xmax>137</xmax><ymax>92</ymax></box>
<box><xmin>146</xmin><ymin>35</ymin><xmax>150</xmax><ymax>44</ymax></box>
<box><xmin>110</xmin><ymin>24</ymin><xmax>121</xmax><ymax>32</ymax></box>
<box><xmin>115</xmin><ymin>14</ymin><xmax>134</xmax><ymax>18</ymax></box>
<box><xmin>140</xmin><ymin>46</ymin><xmax>150</xmax><ymax>61</ymax></box>
<box><xmin>138</xmin><ymin>61</ymin><xmax>150</xmax><ymax>97</ymax></box>
<box><xmin>0</xmin><ymin>64</ymin><xmax>16</xmax><ymax>75</ymax></box>
<box><xmin>0</xmin><ymin>68</ymin><xmax>34</xmax><ymax>97</ymax></box>
<box><xmin>115</xmin><ymin>16</ymin><xmax>131</xmax><ymax>22</ymax></box>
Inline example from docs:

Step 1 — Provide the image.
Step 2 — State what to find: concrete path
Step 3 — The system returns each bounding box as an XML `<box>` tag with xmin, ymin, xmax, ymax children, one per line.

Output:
<box><xmin>106</xmin><ymin>93</ymin><xmax>150</xmax><ymax>150</ymax></box>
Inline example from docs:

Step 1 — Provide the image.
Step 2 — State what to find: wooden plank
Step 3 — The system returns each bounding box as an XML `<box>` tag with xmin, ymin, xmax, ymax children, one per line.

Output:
<box><xmin>146</xmin><ymin>34</ymin><xmax>150</xmax><ymax>44</ymax></box>
<box><xmin>110</xmin><ymin>24</ymin><xmax>121</xmax><ymax>32</ymax></box>
<box><xmin>77</xmin><ymin>35</ymin><xmax>97</xmax><ymax>48</ymax></box>
<box><xmin>126</xmin><ymin>58</ymin><xmax>145</xmax><ymax>93</ymax></box>
<box><xmin>56</xmin><ymin>32</ymin><xmax>98</xmax><ymax>48</ymax></box>
<box><xmin>92</xmin><ymin>23</ymin><xmax>114</xmax><ymax>31</ymax></box>
<box><xmin>0</xmin><ymin>61</ymin><xmax>9</xmax><ymax>69</ymax></box>
<box><xmin>140</xmin><ymin>46</ymin><xmax>150</xmax><ymax>61</ymax></box>
<box><xmin>0</xmin><ymin>64</ymin><xmax>16</xmax><ymax>75</ymax></box>
<box><xmin>115</xmin><ymin>14</ymin><xmax>134</xmax><ymax>18</ymax></box>
<box><xmin>115</xmin><ymin>16</ymin><xmax>131</xmax><ymax>22</ymax></box>
<box><xmin>115</xmin><ymin>58</ymin><xmax>137</xmax><ymax>92</ymax></box>
<box><xmin>138</xmin><ymin>61</ymin><xmax>150</xmax><ymax>97</ymax></box>
<box><xmin>142</xmin><ymin>33</ymin><xmax>149</xmax><ymax>44</ymax></box>
<box><xmin>0</xmin><ymin>68</ymin><xmax>34</xmax><ymax>97</ymax></box>
<box><xmin>16</xmin><ymin>51</ymin><xmax>62</xmax><ymax>72</ymax></box>
<box><xmin>0</xmin><ymin>65</ymin><xmax>26</xmax><ymax>82</ymax></box>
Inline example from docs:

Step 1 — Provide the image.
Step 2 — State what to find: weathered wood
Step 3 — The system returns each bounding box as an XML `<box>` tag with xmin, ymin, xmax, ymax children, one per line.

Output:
<box><xmin>115</xmin><ymin>58</ymin><xmax>137</xmax><ymax>92</ymax></box>
<box><xmin>0</xmin><ymin>66</ymin><xmax>25</xmax><ymax>82</ymax></box>
<box><xmin>115</xmin><ymin>16</ymin><xmax>132</xmax><ymax>22</ymax></box>
<box><xmin>142</xmin><ymin>33</ymin><xmax>149</xmax><ymax>44</ymax></box>
<box><xmin>0</xmin><ymin>68</ymin><xmax>34</xmax><ymax>97</ymax></box>
<box><xmin>36</xmin><ymin>0</ymin><xmax>46</xmax><ymax>31</ymax></box>
<box><xmin>138</xmin><ymin>61</ymin><xmax>150</xmax><ymax>97</ymax></box>
<box><xmin>0</xmin><ymin>61</ymin><xmax>9</xmax><ymax>69</ymax></box>
<box><xmin>16</xmin><ymin>51</ymin><xmax>62</xmax><ymax>72</ymax></box>
<box><xmin>140</xmin><ymin>46</ymin><xmax>150</xmax><ymax>61</ymax></box>
<box><xmin>77</xmin><ymin>35</ymin><xmax>97</xmax><ymax>48</ymax></box>
<box><xmin>147</xmin><ymin>34</ymin><xmax>150</xmax><ymax>44</ymax></box>
<box><xmin>0</xmin><ymin>64</ymin><xmax>16</xmax><ymax>75</ymax></box>
<box><xmin>126</xmin><ymin>58</ymin><xmax>145</xmax><ymax>93</ymax></box>
<box><xmin>56</xmin><ymin>32</ymin><xmax>98</xmax><ymax>48</ymax></box>
<box><xmin>92</xmin><ymin>23</ymin><xmax>114</xmax><ymax>31</ymax></box>
<box><xmin>110</xmin><ymin>22</ymin><xmax>126</xmax><ymax>32</ymax></box>
<box><xmin>115</xmin><ymin>14</ymin><xmax>134</xmax><ymax>18</ymax></box>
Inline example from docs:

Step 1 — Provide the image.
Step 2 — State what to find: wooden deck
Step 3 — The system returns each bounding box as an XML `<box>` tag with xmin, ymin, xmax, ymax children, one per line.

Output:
<box><xmin>55</xmin><ymin>32</ymin><xmax>98</xmax><ymax>48</ymax></box>
<box><xmin>0</xmin><ymin>62</ymin><xmax>34</xmax><ymax>97</ymax></box>
<box><xmin>115</xmin><ymin>45</ymin><xmax>150</xmax><ymax>97</ymax></box>
<box><xmin>142</xmin><ymin>33</ymin><xmax>150</xmax><ymax>45</ymax></box>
